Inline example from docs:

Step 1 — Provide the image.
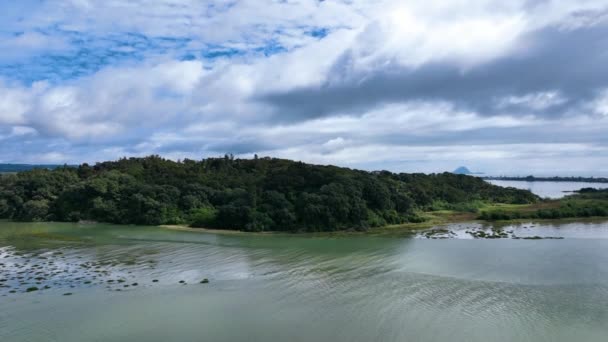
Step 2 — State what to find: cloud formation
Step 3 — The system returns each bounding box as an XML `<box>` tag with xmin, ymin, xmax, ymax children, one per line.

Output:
<box><xmin>0</xmin><ymin>0</ymin><xmax>607</xmax><ymax>175</ymax></box>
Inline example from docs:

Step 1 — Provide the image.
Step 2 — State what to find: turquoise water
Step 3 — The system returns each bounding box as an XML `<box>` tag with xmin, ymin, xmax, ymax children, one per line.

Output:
<box><xmin>1</xmin><ymin>221</ymin><xmax>608</xmax><ymax>341</ymax></box>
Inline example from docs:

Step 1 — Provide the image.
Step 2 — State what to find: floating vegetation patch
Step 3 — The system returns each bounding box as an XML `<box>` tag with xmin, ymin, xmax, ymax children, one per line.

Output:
<box><xmin>465</xmin><ymin>227</ymin><xmax>511</xmax><ymax>239</ymax></box>
<box><xmin>417</xmin><ymin>225</ymin><xmax>566</xmax><ymax>240</ymax></box>
<box><xmin>0</xmin><ymin>246</ymin><xmax>212</xmax><ymax>297</ymax></box>
<box><xmin>512</xmin><ymin>236</ymin><xmax>564</xmax><ymax>240</ymax></box>
<box><xmin>421</xmin><ymin>228</ymin><xmax>456</xmax><ymax>239</ymax></box>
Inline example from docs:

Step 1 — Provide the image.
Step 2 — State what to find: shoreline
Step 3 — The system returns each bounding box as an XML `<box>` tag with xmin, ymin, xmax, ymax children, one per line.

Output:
<box><xmin>160</xmin><ymin>216</ymin><xmax>608</xmax><ymax>237</ymax></box>
<box><xmin>3</xmin><ymin>217</ymin><xmax>607</xmax><ymax>238</ymax></box>
<box><xmin>160</xmin><ymin>225</ymin><xmax>272</xmax><ymax>235</ymax></box>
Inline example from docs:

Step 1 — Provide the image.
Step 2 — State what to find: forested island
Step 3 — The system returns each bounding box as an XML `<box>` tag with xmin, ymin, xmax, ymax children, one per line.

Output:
<box><xmin>1</xmin><ymin>155</ymin><xmax>607</xmax><ymax>232</ymax></box>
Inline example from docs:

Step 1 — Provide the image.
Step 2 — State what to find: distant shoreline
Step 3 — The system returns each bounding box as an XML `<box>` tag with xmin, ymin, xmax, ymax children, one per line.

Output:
<box><xmin>484</xmin><ymin>176</ymin><xmax>608</xmax><ymax>183</ymax></box>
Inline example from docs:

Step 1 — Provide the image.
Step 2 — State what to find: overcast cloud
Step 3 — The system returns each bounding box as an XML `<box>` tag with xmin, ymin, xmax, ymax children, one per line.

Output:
<box><xmin>1</xmin><ymin>0</ymin><xmax>607</xmax><ymax>175</ymax></box>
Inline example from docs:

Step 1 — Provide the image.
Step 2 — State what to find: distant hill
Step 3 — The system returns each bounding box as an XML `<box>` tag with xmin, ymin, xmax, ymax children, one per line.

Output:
<box><xmin>453</xmin><ymin>166</ymin><xmax>484</xmax><ymax>175</ymax></box>
<box><xmin>0</xmin><ymin>164</ymin><xmax>74</xmax><ymax>173</ymax></box>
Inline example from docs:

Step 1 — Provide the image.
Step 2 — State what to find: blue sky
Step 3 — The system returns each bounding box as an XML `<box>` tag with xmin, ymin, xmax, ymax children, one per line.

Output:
<box><xmin>1</xmin><ymin>0</ymin><xmax>608</xmax><ymax>176</ymax></box>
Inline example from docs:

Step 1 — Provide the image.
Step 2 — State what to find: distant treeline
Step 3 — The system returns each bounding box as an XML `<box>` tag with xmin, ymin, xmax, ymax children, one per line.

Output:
<box><xmin>484</xmin><ymin>176</ymin><xmax>608</xmax><ymax>183</ymax></box>
<box><xmin>0</xmin><ymin>164</ymin><xmax>75</xmax><ymax>173</ymax></box>
<box><xmin>0</xmin><ymin>155</ymin><xmax>538</xmax><ymax>232</ymax></box>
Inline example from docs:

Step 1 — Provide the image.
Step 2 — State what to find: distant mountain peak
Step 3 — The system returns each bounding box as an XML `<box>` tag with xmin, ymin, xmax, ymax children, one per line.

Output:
<box><xmin>453</xmin><ymin>166</ymin><xmax>484</xmax><ymax>175</ymax></box>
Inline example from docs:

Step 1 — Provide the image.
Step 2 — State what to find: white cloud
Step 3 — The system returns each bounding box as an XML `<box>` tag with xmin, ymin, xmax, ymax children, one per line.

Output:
<box><xmin>591</xmin><ymin>89</ymin><xmax>608</xmax><ymax>116</ymax></box>
<box><xmin>0</xmin><ymin>60</ymin><xmax>207</xmax><ymax>141</ymax></box>
<box><xmin>249</xmin><ymin>142</ymin><xmax>607</xmax><ymax>174</ymax></box>
<box><xmin>0</xmin><ymin>85</ymin><xmax>30</xmax><ymax>126</ymax></box>
<box><xmin>0</xmin><ymin>32</ymin><xmax>71</xmax><ymax>62</ymax></box>
<box><xmin>347</xmin><ymin>5</ymin><xmax>525</xmax><ymax>72</ymax></box>
<box><xmin>0</xmin><ymin>0</ymin><xmax>607</xmax><ymax>175</ymax></box>
<box><xmin>497</xmin><ymin>91</ymin><xmax>568</xmax><ymax>111</ymax></box>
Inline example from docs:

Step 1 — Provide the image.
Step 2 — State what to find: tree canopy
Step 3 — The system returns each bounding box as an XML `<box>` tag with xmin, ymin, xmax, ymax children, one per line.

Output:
<box><xmin>0</xmin><ymin>155</ymin><xmax>538</xmax><ymax>232</ymax></box>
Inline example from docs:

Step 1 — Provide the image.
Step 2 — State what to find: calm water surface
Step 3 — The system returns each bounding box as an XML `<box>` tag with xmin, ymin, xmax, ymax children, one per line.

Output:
<box><xmin>487</xmin><ymin>180</ymin><xmax>608</xmax><ymax>198</ymax></box>
<box><xmin>1</xmin><ymin>221</ymin><xmax>608</xmax><ymax>342</ymax></box>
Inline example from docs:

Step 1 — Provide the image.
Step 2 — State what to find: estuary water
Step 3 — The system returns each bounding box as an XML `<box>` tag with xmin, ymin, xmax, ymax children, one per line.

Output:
<box><xmin>1</xmin><ymin>221</ymin><xmax>608</xmax><ymax>342</ymax></box>
<box><xmin>486</xmin><ymin>179</ymin><xmax>608</xmax><ymax>198</ymax></box>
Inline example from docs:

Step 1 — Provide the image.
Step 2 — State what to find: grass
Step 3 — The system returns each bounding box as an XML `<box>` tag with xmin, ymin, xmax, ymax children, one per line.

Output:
<box><xmin>479</xmin><ymin>201</ymin><xmax>560</xmax><ymax>214</ymax></box>
<box><xmin>369</xmin><ymin>209</ymin><xmax>477</xmax><ymax>235</ymax></box>
<box><xmin>478</xmin><ymin>195</ymin><xmax>608</xmax><ymax>221</ymax></box>
<box><xmin>371</xmin><ymin>197</ymin><xmax>608</xmax><ymax>235</ymax></box>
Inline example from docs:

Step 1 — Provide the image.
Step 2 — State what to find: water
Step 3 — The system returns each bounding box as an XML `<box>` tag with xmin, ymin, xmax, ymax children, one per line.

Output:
<box><xmin>487</xmin><ymin>180</ymin><xmax>608</xmax><ymax>198</ymax></box>
<box><xmin>1</xmin><ymin>221</ymin><xmax>608</xmax><ymax>342</ymax></box>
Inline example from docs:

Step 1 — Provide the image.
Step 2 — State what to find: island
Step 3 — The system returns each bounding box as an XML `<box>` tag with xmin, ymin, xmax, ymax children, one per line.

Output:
<box><xmin>1</xmin><ymin>155</ymin><xmax>607</xmax><ymax>233</ymax></box>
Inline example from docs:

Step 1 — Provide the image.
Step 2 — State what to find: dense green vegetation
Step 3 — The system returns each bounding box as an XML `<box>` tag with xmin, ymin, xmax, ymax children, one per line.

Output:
<box><xmin>0</xmin><ymin>155</ymin><xmax>538</xmax><ymax>232</ymax></box>
<box><xmin>479</xmin><ymin>188</ymin><xmax>608</xmax><ymax>220</ymax></box>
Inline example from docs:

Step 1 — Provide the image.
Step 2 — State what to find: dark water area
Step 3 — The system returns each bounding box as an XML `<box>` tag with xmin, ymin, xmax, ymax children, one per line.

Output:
<box><xmin>1</xmin><ymin>221</ymin><xmax>608</xmax><ymax>341</ymax></box>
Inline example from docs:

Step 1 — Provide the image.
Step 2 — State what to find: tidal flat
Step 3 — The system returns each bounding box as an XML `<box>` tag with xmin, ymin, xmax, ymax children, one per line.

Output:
<box><xmin>2</xmin><ymin>220</ymin><xmax>608</xmax><ymax>342</ymax></box>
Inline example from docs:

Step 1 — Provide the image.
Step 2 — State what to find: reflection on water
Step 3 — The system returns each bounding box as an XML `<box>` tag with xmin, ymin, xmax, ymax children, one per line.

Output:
<box><xmin>1</xmin><ymin>221</ymin><xmax>608</xmax><ymax>342</ymax></box>
<box><xmin>486</xmin><ymin>180</ymin><xmax>608</xmax><ymax>198</ymax></box>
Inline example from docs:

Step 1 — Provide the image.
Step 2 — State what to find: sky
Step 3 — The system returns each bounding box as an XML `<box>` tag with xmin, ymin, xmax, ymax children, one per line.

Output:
<box><xmin>1</xmin><ymin>0</ymin><xmax>608</xmax><ymax>176</ymax></box>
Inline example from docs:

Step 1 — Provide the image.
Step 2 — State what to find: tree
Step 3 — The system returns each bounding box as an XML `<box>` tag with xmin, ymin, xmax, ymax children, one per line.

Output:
<box><xmin>21</xmin><ymin>200</ymin><xmax>50</xmax><ymax>221</ymax></box>
<box><xmin>0</xmin><ymin>155</ymin><xmax>541</xmax><ymax>231</ymax></box>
